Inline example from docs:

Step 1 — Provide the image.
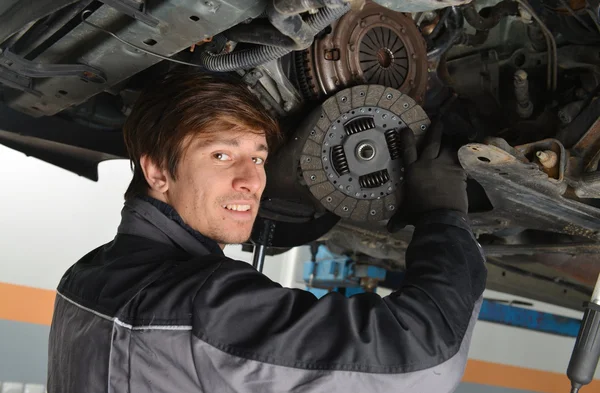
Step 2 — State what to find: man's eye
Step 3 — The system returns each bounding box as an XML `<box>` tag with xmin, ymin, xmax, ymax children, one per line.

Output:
<box><xmin>213</xmin><ymin>152</ymin><xmax>231</xmax><ymax>161</ymax></box>
<box><xmin>253</xmin><ymin>157</ymin><xmax>265</xmax><ymax>165</ymax></box>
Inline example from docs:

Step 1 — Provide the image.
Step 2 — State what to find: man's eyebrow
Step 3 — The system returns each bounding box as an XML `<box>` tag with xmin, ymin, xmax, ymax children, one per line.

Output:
<box><xmin>196</xmin><ymin>137</ymin><xmax>268</xmax><ymax>152</ymax></box>
<box><xmin>197</xmin><ymin>138</ymin><xmax>239</xmax><ymax>147</ymax></box>
<box><xmin>257</xmin><ymin>143</ymin><xmax>268</xmax><ymax>153</ymax></box>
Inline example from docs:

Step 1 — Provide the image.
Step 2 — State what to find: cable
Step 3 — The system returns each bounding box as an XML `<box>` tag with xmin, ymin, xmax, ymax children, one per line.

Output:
<box><xmin>516</xmin><ymin>0</ymin><xmax>557</xmax><ymax>91</ymax></box>
<box><xmin>557</xmin><ymin>0</ymin><xmax>596</xmax><ymax>33</ymax></box>
<box><xmin>80</xmin><ymin>10</ymin><xmax>203</xmax><ymax>68</ymax></box>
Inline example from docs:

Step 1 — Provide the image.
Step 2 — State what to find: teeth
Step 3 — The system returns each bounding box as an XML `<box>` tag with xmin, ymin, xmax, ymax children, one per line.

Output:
<box><xmin>223</xmin><ymin>204</ymin><xmax>251</xmax><ymax>212</ymax></box>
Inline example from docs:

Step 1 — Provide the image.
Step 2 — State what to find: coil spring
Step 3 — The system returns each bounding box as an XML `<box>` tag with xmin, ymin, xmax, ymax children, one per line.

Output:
<box><xmin>345</xmin><ymin>116</ymin><xmax>375</xmax><ymax>135</ymax></box>
<box><xmin>359</xmin><ymin>169</ymin><xmax>390</xmax><ymax>189</ymax></box>
<box><xmin>384</xmin><ymin>129</ymin><xmax>401</xmax><ymax>160</ymax></box>
<box><xmin>331</xmin><ymin>145</ymin><xmax>350</xmax><ymax>175</ymax></box>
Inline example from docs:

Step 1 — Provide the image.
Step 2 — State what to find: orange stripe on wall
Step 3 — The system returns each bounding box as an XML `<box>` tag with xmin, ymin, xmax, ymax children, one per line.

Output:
<box><xmin>464</xmin><ymin>359</ymin><xmax>600</xmax><ymax>393</ymax></box>
<box><xmin>0</xmin><ymin>282</ymin><xmax>55</xmax><ymax>325</ymax></box>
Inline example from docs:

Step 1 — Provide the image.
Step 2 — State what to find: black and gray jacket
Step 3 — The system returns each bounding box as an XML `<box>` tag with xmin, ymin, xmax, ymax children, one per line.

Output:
<box><xmin>48</xmin><ymin>197</ymin><xmax>487</xmax><ymax>393</ymax></box>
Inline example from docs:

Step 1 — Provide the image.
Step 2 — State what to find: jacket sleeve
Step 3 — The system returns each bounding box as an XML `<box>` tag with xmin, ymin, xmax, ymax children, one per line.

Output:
<box><xmin>191</xmin><ymin>210</ymin><xmax>486</xmax><ymax>392</ymax></box>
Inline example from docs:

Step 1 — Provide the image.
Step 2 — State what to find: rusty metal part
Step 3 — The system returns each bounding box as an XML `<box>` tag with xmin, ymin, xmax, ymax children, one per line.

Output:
<box><xmin>515</xmin><ymin>139</ymin><xmax>566</xmax><ymax>183</ymax></box>
<box><xmin>537</xmin><ymin>150</ymin><xmax>558</xmax><ymax>168</ymax></box>
<box><xmin>514</xmin><ymin>70</ymin><xmax>534</xmax><ymax>119</ymax></box>
<box><xmin>570</xmin><ymin>117</ymin><xmax>600</xmax><ymax>175</ymax></box>
<box><xmin>537</xmin><ymin>150</ymin><xmax>559</xmax><ymax>178</ymax></box>
<box><xmin>459</xmin><ymin>142</ymin><xmax>600</xmax><ymax>240</ymax></box>
<box><xmin>303</xmin><ymin>1</ymin><xmax>428</xmax><ymax>103</ymax></box>
<box><xmin>420</xmin><ymin>15</ymin><xmax>440</xmax><ymax>36</ymax></box>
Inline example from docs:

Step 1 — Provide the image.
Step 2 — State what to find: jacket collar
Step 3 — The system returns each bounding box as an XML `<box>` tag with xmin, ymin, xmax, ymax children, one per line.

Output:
<box><xmin>117</xmin><ymin>196</ymin><xmax>224</xmax><ymax>257</ymax></box>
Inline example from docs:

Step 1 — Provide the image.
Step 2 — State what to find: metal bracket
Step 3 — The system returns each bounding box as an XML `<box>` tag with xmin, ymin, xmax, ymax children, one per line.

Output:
<box><xmin>99</xmin><ymin>0</ymin><xmax>161</xmax><ymax>27</ymax></box>
<box><xmin>0</xmin><ymin>49</ymin><xmax>107</xmax><ymax>83</ymax></box>
<box><xmin>0</xmin><ymin>65</ymin><xmax>41</xmax><ymax>97</ymax></box>
<box><xmin>459</xmin><ymin>143</ymin><xmax>600</xmax><ymax>239</ymax></box>
<box><xmin>0</xmin><ymin>49</ymin><xmax>106</xmax><ymax>97</ymax></box>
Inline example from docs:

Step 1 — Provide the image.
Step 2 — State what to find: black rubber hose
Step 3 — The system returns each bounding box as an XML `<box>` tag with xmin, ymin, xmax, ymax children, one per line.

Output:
<box><xmin>463</xmin><ymin>0</ymin><xmax>519</xmax><ymax>31</ymax></box>
<box><xmin>0</xmin><ymin>0</ymin><xmax>80</xmax><ymax>46</ymax></box>
<box><xmin>462</xmin><ymin>29</ymin><xmax>490</xmax><ymax>46</ymax></box>
<box><xmin>198</xmin><ymin>45</ymin><xmax>290</xmax><ymax>73</ymax></box>
<box><xmin>198</xmin><ymin>4</ymin><xmax>349</xmax><ymax>72</ymax></box>
<box><xmin>428</xmin><ymin>7</ymin><xmax>464</xmax><ymax>59</ymax></box>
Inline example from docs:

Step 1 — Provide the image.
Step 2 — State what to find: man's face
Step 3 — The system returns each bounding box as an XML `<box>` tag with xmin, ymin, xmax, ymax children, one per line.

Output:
<box><xmin>164</xmin><ymin>131</ymin><xmax>268</xmax><ymax>246</ymax></box>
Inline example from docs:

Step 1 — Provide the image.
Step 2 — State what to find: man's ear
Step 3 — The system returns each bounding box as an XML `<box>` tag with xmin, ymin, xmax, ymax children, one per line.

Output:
<box><xmin>140</xmin><ymin>155</ymin><xmax>170</xmax><ymax>194</ymax></box>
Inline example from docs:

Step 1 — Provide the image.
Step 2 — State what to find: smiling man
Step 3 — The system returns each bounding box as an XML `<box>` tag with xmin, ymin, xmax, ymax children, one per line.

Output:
<box><xmin>48</xmin><ymin>69</ymin><xmax>486</xmax><ymax>393</ymax></box>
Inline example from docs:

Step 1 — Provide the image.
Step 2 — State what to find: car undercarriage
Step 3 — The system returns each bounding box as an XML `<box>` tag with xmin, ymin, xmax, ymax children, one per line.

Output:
<box><xmin>2</xmin><ymin>0</ymin><xmax>600</xmax><ymax>309</ymax></box>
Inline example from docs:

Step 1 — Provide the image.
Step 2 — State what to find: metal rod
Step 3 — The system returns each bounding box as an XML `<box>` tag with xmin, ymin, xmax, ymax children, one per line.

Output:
<box><xmin>592</xmin><ymin>272</ymin><xmax>600</xmax><ymax>304</ymax></box>
<box><xmin>516</xmin><ymin>0</ymin><xmax>557</xmax><ymax>91</ymax></box>
<box><xmin>252</xmin><ymin>244</ymin><xmax>266</xmax><ymax>273</ymax></box>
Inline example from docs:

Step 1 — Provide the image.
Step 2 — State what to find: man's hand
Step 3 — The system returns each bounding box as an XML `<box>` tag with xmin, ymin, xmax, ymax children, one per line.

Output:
<box><xmin>388</xmin><ymin>122</ymin><xmax>468</xmax><ymax>231</ymax></box>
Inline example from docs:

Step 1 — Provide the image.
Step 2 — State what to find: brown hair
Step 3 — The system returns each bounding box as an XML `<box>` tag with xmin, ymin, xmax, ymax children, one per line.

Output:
<box><xmin>122</xmin><ymin>69</ymin><xmax>280</xmax><ymax>200</ymax></box>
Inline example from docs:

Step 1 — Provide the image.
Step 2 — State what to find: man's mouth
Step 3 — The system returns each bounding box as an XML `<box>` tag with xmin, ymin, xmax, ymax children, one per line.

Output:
<box><xmin>222</xmin><ymin>204</ymin><xmax>251</xmax><ymax>212</ymax></box>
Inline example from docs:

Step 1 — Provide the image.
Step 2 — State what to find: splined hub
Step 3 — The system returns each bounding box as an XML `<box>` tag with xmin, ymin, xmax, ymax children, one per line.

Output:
<box><xmin>300</xmin><ymin>85</ymin><xmax>430</xmax><ymax>222</ymax></box>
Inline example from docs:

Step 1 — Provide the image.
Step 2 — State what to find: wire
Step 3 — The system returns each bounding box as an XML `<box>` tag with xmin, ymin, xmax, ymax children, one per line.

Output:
<box><xmin>516</xmin><ymin>0</ymin><xmax>557</xmax><ymax>91</ymax></box>
<box><xmin>557</xmin><ymin>0</ymin><xmax>596</xmax><ymax>33</ymax></box>
<box><xmin>79</xmin><ymin>10</ymin><xmax>203</xmax><ymax>68</ymax></box>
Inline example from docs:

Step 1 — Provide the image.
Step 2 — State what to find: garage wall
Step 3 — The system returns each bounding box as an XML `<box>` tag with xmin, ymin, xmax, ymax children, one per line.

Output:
<box><xmin>1</xmin><ymin>145</ymin><xmax>599</xmax><ymax>393</ymax></box>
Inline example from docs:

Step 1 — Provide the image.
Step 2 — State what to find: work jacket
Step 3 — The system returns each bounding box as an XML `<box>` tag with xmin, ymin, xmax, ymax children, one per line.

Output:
<box><xmin>48</xmin><ymin>196</ymin><xmax>487</xmax><ymax>393</ymax></box>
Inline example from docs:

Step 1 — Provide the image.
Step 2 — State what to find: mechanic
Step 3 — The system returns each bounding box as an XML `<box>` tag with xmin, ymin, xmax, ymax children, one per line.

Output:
<box><xmin>47</xmin><ymin>69</ymin><xmax>487</xmax><ymax>393</ymax></box>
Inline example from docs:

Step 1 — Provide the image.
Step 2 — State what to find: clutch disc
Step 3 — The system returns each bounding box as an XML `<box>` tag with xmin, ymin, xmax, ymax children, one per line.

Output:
<box><xmin>299</xmin><ymin>84</ymin><xmax>430</xmax><ymax>221</ymax></box>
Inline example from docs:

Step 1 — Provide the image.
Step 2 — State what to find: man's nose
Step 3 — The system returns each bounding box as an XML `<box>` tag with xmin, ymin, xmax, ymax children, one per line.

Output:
<box><xmin>232</xmin><ymin>158</ymin><xmax>263</xmax><ymax>194</ymax></box>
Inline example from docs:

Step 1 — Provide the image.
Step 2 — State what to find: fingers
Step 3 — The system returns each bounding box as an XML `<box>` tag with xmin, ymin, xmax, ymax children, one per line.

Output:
<box><xmin>399</xmin><ymin>128</ymin><xmax>417</xmax><ymax>167</ymax></box>
<box><xmin>420</xmin><ymin>122</ymin><xmax>443</xmax><ymax>160</ymax></box>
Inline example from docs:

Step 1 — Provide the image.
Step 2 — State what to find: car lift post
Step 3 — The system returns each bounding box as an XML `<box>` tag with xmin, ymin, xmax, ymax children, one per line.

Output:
<box><xmin>567</xmin><ymin>272</ymin><xmax>600</xmax><ymax>392</ymax></box>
